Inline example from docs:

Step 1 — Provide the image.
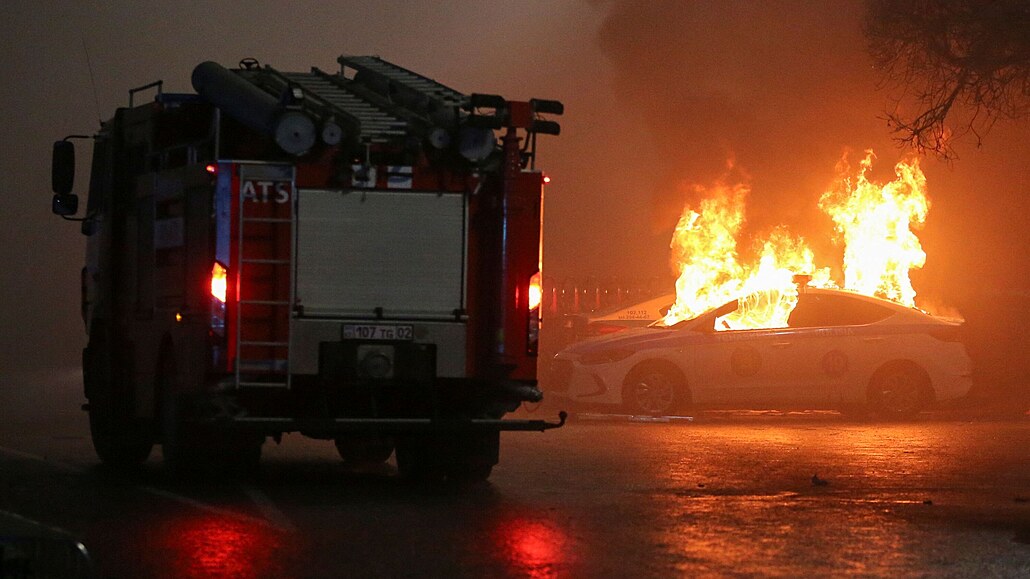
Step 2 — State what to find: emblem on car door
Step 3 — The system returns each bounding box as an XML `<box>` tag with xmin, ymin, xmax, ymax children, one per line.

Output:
<box><xmin>821</xmin><ymin>350</ymin><xmax>849</xmax><ymax>376</ymax></box>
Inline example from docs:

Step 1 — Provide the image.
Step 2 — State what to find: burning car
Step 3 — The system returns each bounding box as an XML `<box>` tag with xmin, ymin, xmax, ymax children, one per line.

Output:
<box><xmin>550</xmin><ymin>286</ymin><xmax>972</xmax><ymax>417</ymax></box>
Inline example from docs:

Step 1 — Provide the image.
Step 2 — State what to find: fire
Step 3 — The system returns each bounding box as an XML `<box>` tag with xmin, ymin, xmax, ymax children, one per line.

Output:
<box><xmin>663</xmin><ymin>180</ymin><xmax>829</xmax><ymax>330</ymax></box>
<box><xmin>664</xmin><ymin>150</ymin><xmax>930</xmax><ymax>328</ymax></box>
<box><xmin>820</xmin><ymin>150</ymin><xmax>928</xmax><ymax>307</ymax></box>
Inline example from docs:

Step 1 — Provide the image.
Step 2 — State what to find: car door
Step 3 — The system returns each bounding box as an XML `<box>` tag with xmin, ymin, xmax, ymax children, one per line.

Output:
<box><xmin>781</xmin><ymin>292</ymin><xmax>898</xmax><ymax>407</ymax></box>
<box><xmin>693</xmin><ymin>324</ymin><xmax>811</xmax><ymax>407</ymax></box>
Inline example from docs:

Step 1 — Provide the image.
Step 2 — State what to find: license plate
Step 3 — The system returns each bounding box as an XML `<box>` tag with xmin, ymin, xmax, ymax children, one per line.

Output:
<box><xmin>342</xmin><ymin>324</ymin><xmax>414</xmax><ymax>341</ymax></box>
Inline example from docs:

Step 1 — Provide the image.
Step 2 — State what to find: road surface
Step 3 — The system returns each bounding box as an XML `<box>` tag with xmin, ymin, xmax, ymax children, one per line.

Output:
<box><xmin>1</xmin><ymin>369</ymin><xmax>1028</xmax><ymax>577</ymax></box>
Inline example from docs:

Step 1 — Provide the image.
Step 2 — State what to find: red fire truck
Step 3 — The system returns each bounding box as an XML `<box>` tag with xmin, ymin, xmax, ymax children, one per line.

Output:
<box><xmin>50</xmin><ymin>56</ymin><xmax>565</xmax><ymax>480</ymax></box>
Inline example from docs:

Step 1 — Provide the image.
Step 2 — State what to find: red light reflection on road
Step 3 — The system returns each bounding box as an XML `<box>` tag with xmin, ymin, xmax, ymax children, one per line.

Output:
<box><xmin>160</xmin><ymin>515</ymin><xmax>288</xmax><ymax>579</ymax></box>
<box><xmin>494</xmin><ymin>516</ymin><xmax>571</xmax><ymax>578</ymax></box>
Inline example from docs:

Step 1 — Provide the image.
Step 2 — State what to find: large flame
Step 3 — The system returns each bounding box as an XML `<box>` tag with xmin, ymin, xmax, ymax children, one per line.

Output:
<box><xmin>819</xmin><ymin>150</ymin><xmax>928</xmax><ymax>307</ymax></box>
<box><xmin>664</xmin><ymin>151</ymin><xmax>929</xmax><ymax>329</ymax></box>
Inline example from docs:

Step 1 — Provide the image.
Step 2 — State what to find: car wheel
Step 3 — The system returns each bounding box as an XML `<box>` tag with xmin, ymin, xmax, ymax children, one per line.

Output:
<box><xmin>869</xmin><ymin>363</ymin><xmax>930</xmax><ymax>419</ymax></box>
<box><xmin>622</xmin><ymin>365</ymin><xmax>685</xmax><ymax>416</ymax></box>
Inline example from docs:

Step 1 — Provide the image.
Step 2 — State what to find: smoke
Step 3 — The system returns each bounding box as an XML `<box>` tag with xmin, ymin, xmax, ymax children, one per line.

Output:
<box><xmin>592</xmin><ymin>0</ymin><xmax>886</xmax><ymax>255</ymax></box>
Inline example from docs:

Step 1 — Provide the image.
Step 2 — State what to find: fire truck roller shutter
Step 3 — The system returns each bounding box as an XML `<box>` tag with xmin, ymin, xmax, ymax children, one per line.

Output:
<box><xmin>191</xmin><ymin>61</ymin><xmax>316</xmax><ymax>155</ymax></box>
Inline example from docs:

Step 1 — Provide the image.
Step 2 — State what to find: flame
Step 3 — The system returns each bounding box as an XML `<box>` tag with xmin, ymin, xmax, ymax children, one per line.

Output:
<box><xmin>663</xmin><ymin>179</ymin><xmax>829</xmax><ymax>329</ymax></box>
<box><xmin>820</xmin><ymin>150</ymin><xmax>928</xmax><ymax>307</ymax></box>
<box><xmin>664</xmin><ymin>150</ymin><xmax>929</xmax><ymax>328</ymax></box>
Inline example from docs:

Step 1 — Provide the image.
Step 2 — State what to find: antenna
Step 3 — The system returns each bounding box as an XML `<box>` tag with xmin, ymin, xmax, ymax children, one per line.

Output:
<box><xmin>82</xmin><ymin>38</ymin><xmax>102</xmax><ymax>127</ymax></box>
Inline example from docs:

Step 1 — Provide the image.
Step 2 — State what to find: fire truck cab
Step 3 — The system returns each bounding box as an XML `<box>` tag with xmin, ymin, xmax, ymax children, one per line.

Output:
<box><xmin>50</xmin><ymin>56</ymin><xmax>565</xmax><ymax>479</ymax></box>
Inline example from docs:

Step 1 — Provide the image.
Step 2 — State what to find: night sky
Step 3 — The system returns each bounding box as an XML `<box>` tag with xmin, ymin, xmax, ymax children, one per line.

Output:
<box><xmin>1</xmin><ymin>0</ymin><xmax>1027</xmax><ymax>374</ymax></box>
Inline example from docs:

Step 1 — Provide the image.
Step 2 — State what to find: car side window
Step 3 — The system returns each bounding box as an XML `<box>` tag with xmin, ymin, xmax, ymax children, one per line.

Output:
<box><xmin>788</xmin><ymin>294</ymin><xmax>893</xmax><ymax>328</ymax></box>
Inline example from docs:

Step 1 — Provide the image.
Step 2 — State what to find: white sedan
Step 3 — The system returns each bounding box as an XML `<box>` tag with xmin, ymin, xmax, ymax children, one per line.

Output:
<box><xmin>550</xmin><ymin>288</ymin><xmax>972</xmax><ymax>417</ymax></box>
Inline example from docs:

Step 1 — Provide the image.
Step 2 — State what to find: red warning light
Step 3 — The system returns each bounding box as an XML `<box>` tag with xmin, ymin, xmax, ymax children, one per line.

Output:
<box><xmin>542</xmin><ymin>175</ymin><xmax>551</xmax><ymax>184</ymax></box>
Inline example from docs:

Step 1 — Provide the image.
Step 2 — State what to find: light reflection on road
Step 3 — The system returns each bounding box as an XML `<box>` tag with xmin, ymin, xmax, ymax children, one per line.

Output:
<box><xmin>160</xmin><ymin>515</ymin><xmax>287</xmax><ymax>579</ymax></box>
<box><xmin>608</xmin><ymin>419</ymin><xmax>1027</xmax><ymax>575</ymax></box>
<box><xmin>492</xmin><ymin>515</ymin><xmax>576</xmax><ymax>578</ymax></box>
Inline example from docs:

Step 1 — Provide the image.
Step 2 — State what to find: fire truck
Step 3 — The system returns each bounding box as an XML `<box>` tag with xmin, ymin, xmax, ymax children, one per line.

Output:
<box><xmin>50</xmin><ymin>56</ymin><xmax>566</xmax><ymax>480</ymax></box>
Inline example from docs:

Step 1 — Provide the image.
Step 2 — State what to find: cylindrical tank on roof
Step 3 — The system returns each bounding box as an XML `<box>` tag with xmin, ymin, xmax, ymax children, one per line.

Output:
<box><xmin>191</xmin><ymin>60</ymin><xmax>316</xmax><ymax>156</ymax></box>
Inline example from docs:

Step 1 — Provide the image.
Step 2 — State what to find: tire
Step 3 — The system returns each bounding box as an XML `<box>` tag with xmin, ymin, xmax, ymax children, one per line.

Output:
<box><xmin>334</xmin><ymin>436</ymin><xmax>395</xmax><ymax>465</ymax></box>
<box><xmin>622</xmin><ymin>364</ymin><xmax>686</xmax><ymax>416</ymax></box>
<box><xmin>158</xmin><ymin>349</ymin><xmax>263</xmax><ymax>477</ymax></box>
<box><xmin>84</xmin><ymin>325</ymin><xmax>152</xmax><ymax>467</ymax></box>
<box><xmin>869</xmin><ymin>363</ymin><xmax>930</xmax><ymax>419</ymax></box>
<box><xmin>157</xmin><ymin>351</ymin><xmax>197</xmax><ymax>475</ymax></box>
<box><xmin>445</xmin><ymin>458</ymin><xmax>494</xmax><ymax>483</ymax></box>
<box><xmin>394</xmin><ymin>437</ymin><xmax>445</xmax><ymax>481</ymax></box>
<box><xmin>395</xmin><ymin>433</ymin><xmax>497</xmax><ymax>483</ymax></box>
<box><xmin>88</xmin><ymin>398</ymin><xmax>153</xmax><ymax>467</ymax></box>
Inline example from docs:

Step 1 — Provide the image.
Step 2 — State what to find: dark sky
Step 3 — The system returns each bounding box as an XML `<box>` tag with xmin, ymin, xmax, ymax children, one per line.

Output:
<box><xmin>1</xmin><ymin>0</ymin><xmax>1027</xmax><ymax>372</ymax></box>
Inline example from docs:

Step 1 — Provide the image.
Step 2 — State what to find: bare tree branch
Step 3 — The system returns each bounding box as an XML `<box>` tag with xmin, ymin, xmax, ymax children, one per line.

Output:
<box><xmin>865</xmin><ymin>0</ymin><xmax>1030</xmax><ymax>159</ymax></box>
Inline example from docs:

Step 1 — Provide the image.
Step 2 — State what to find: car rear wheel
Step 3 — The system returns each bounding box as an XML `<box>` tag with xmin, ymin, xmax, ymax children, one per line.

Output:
<box><xmin>869</xmin><ymin>363</ymin><xmax>930</xmax><ymax>419</ymax></box>
<box><xmin>622</xmin><ymin>365</ymin><xmax>685</xmax><ymax>416</ymax></box>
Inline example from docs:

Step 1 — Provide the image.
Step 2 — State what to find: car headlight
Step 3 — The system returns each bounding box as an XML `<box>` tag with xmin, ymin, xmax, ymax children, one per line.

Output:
<box><xmin>578</xmin><ymin>348</ymin><xmax>636</xmax><ymax>365</ymax></box>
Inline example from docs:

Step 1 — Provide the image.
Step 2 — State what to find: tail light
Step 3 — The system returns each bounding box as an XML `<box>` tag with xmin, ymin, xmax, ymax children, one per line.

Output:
<box><xmin>210</xmin><ymin>261</ymin><xmax>227</xmax><ymax>335</ymax></box>
<box><xmin>527</xmin><ymin>271</ymin><xmax>542</xmax><ymax>355</ymax></box>
<box><xmin>211</xmin><ymin>261</ymin><xmax>227</xmax><ymax>303</ymax></box>
<box><xmin>528</xmin><ymin>271</ymin><xmax>543</xmax><ymax>311</ymax></box>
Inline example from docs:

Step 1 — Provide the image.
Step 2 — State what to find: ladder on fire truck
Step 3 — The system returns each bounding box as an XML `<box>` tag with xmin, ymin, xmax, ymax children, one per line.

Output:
<box><xmin>234</xmin><ymin>172</ymin><xmax>294</xmax><ymax>390</ymax></box>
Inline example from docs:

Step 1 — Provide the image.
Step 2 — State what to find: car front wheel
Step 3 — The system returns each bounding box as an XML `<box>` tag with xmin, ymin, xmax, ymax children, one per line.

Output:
<box><xmin>622</xmin><ymin>365</ymin><xmax>685</xmax><ymax>416</ymax></box>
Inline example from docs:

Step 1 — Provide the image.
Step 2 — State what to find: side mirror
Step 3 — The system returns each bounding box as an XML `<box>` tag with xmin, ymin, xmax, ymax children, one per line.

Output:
<box><xmin>52</xmin><ymin>193</ymin><xmax>79</xmax><ymax>216</ymax></box>
<box><xmin>52</xmin><ymin>140</ymin><xmax>79</xmax><ymax>217</ymax></box>
<box><xmin>52</xmin><ymin>140</ymin><xmax>75</xmax><ymax>195</ymax></box>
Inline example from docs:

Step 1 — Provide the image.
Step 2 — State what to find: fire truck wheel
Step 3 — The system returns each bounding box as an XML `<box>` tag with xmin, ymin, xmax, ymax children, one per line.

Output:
<box><xmin>445</xmin><ymin>432</ymin><xmax>498</xmax><ymax>483</ymax></box>
<box><xmin>394</xmin><ymin>437</ymin><xmax>446</xmax><ymax>481</ymax></box>
<box><xmin>209</xmin><ymin>433</ymin><xmax>264</xmax><ymax>475</ymax></box>
<box><xmin>445</xmin><ymin>458</ymin><xmax>494</xmax><ymax>483</ymax></box>
<box><xmin>333</xmin><ymin>436</ymin><xmax>395</xmax><ymax>465</ymax></box>
<box><xmin>84</xmin><ymin>325</ymin><xmax>153</xmax><ymax>467</ymax></box>
<box><xmin>622</xmin><ymin>362</ymin><xmax>688</xmax><ymax>417</ymax></box>
<box><xmin>868</xmin><ymin>362</ymin><xmax>931</xmax><ymax>419</ymax></box>
<box><xmin>157</xmin><ymin>351</ymin><xmax>202</xmax><ymax>475</ymax></box>
<box><xmin>87</xmin><ymin>398</ymin><xmax>153</xmax><ymax>467</ymax></box>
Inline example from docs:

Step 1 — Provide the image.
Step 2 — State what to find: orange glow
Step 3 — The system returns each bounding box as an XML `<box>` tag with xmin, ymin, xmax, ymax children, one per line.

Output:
<box><xmin>664</xmin><ymin>151</ymin><xmax>929</xmax><ymax>327</ymax></box>
<box><xmin>211</xmin><ymin>262</ymin><xmax>227</xmax><ymax>303</ymax></box>
<box><xmin>542</xmin><ymin>175</ymin><xmax>551</xmax><ymax>184</ymax></box>
<box><xmin>529</xmin><ymin>271</ymin><xmax>543</xmax><ymax>311</ymax></box>
<box><xmin>205</xmin><ymin>164</ymin><xmax>218</xmax><ymax>174</ymax></box>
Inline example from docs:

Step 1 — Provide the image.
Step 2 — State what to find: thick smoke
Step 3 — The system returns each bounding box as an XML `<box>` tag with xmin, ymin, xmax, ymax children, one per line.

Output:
<box><xmin>593</xmin><ymin>0</ymin><xmax>889</xmax><ymax>263</ymax></box>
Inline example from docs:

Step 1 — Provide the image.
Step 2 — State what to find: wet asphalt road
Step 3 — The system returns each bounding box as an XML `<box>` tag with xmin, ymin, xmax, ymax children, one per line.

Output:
<box><xmin>1</xmin><ymin>369</ymin><xmax>1029</xmax><ymax>578</ymax></box>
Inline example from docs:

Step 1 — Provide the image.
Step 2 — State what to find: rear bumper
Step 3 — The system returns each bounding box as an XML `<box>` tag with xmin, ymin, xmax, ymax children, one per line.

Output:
<box><xmin>191</xmin><ymin>412</ymin><xmax>567</xmax><ymax>436</ymax></box>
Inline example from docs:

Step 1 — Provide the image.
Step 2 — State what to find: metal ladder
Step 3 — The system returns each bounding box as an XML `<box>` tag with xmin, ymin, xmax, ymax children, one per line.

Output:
<box><xmin>234</xmin><ymin>180</ymin><xmax>294</xmax><ymax>389</ymax></box>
